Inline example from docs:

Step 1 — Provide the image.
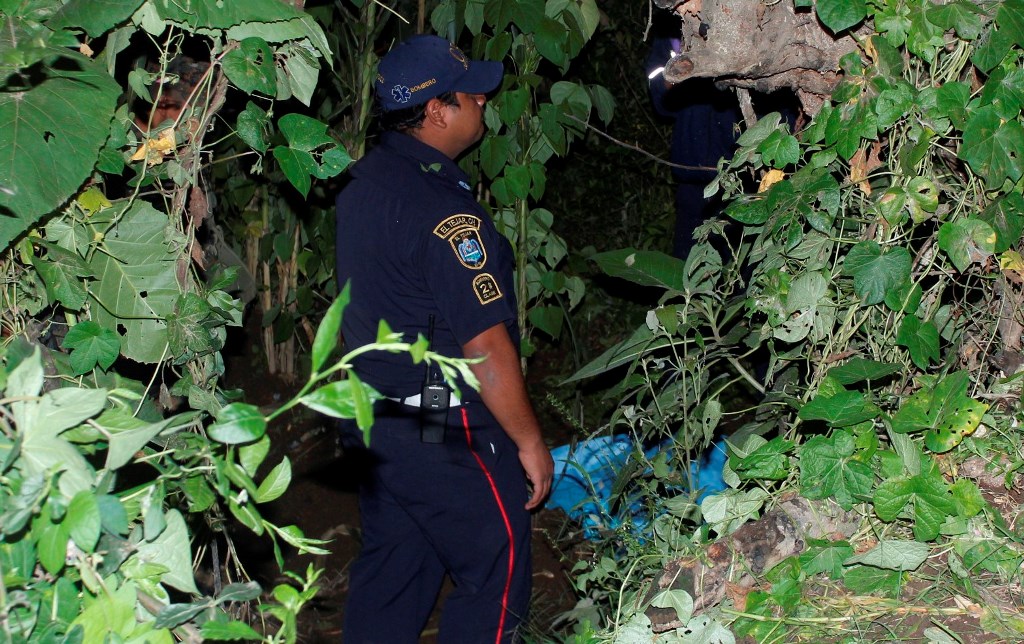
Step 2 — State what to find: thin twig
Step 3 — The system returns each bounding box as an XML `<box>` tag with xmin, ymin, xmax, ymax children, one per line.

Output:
<box><xmin>563</xmin><ymin>113</ymin><xmax>718</xmax><ymax>172</ymax></box>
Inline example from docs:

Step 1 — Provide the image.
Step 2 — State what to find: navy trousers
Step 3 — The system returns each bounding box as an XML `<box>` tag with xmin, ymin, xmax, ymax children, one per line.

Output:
<box><xmin>342</xmin><ymin>401</ymin><xmax>532</xmax><ymax>643</ymax></box>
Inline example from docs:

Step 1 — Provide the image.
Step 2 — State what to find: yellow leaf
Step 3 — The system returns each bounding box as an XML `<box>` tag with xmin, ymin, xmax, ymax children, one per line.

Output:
<box><xmin>130</xmin><ymin>128</ymin><xmax>177</xmax><ymax>166</ymax></box>
<box><xmin>1001</xmin><ymin>250</ymin><xmax>1024</xmax><ymax>284</ymax></box>
<box><xmin>758</xmin><ymin>169</ymin><xmax>785</xmax><ymax>193</ymax></box>
<box><xmin>77</xmin><ymin>187</ymin><xmax>112</xmax><ymax>215</ymax></box>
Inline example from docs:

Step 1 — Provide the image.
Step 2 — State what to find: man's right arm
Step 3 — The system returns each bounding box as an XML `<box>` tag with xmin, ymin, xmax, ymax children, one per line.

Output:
<box><xmin>462</xmin><ymin>323</ymin><xmax>553</xmax><ymax>510</ymax></box>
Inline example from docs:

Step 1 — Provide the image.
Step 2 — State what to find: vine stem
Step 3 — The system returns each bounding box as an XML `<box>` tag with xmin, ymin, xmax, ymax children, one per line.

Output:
<box><xmin>563</xmin><ymin>113</ymin><xmax>717</xmax><ymax>172</ymax></box>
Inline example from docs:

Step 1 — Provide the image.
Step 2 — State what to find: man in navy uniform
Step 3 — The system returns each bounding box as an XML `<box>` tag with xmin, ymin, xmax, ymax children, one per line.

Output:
<box><xmin>335</xmin><ymin>34</ymin><xmax>554</xmax><ymax>643</ymax></box>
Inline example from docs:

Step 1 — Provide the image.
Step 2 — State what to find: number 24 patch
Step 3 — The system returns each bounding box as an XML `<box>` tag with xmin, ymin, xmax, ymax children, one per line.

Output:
<box><xmin>473</xmin><ymin>273</ymin><xmax>502</xmax><ymax>304</ymax></box>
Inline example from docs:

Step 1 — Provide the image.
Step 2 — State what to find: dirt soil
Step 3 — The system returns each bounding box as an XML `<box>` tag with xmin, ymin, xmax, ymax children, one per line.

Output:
<box><xmin>225</xmin><ymin>337</ymin><xmax>583</xmax><ymax>642</ymax></box>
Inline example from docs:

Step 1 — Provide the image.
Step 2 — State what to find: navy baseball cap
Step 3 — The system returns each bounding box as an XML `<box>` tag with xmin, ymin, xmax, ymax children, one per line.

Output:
<box><xmin>375</xmin><ymin>35</ymin><xmax>503</xmax><ymax>111</ymax></box>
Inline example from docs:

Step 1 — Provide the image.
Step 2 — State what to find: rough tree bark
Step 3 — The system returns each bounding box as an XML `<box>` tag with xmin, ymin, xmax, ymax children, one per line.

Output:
<box><xmin>650</xmin><ymin>0</ymin><xmax>869</xmax><ymax>115</ymax></box>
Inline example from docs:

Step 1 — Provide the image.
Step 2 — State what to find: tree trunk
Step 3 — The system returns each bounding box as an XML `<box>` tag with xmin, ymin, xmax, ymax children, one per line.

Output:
<box><xmin>654</xmin><ymin>0</ymin><xmax>868</xmax><ymax>115</ymax></box>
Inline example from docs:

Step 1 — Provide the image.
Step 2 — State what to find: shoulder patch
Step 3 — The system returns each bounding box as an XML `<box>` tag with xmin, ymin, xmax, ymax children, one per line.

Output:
<box><xmin>433</xmin><ymin>214</ymin><xmax>487</xmax><ymax>269</ymax></box>
<box><xmin>472</xmin><ymin>273</ymin><xmax>503</xmax><ymax>304</ymax></box>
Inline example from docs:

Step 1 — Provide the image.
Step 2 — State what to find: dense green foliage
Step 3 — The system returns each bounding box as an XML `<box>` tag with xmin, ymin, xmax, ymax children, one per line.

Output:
<box><xmin>562</xmin><ymin>0</ymin><xmax>1024</xmax><ymax>641</ymax></box>
<box><xmin>0</xmin><ymin>0</ymin><xmax>613</xmax><ymax>639</ymax></box>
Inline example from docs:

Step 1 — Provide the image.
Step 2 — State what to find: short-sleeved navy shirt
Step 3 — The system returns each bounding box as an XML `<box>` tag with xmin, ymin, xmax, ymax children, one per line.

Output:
<box><xmin>335</xmin><ymin>131</ymin><xmax>519</xmax><ymax>401</ymax></box>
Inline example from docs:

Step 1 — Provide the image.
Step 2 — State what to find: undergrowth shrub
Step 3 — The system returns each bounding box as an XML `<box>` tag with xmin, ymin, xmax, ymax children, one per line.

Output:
<box><xmin>561</xmin><ymin>0</ymin><xmax>1024</xmax><ymax>641</ymax></box>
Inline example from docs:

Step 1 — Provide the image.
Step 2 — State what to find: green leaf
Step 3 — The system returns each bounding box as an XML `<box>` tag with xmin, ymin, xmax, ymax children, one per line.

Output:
<box><xmin>36</xmin><ymin>386</ymin><xmax>107</xmax><ymax>436</ymax></box>
<box><xmin>826</xmin><ymin>358</ymin><xmax>901</xmax><ymax>385</ymax></box>
<box><xmin>480</xmin><ymin>135</ymin><xmax>512</xmax><ymax>180</ymax></box>
<box><xmin>167</xmin><ymin>292</ymin><xmax>217</xmax><ymax>359</ymax></box>
<box><xmin>278</xmin><ymin>113</ymin><xmax>335</xmax><ymax>151</ymax></box>
<box><xmin>590</xmin><ymin>248</ymin><xmax>685</xmax><ymax>291</ymax></box>
<box><xmin>62</xmin><ymin>321</ymin><xmax>120</xmax><ymax>374</ymax></box>
<box><xmin>103</xmin><ymin>411</ymin><xmax>187</xmax><ymax>470</ymax></box>
<box><xmin>996</xmin><ymin>0</ymin><xmax>1024</xmax><ymax>47</ymax></box>
<box><xmin>236</xmin><ymin>101</ymin><xmax>270</xmax><ymax>153</ymax></box>
<box><xmin>216</xmin><ymin>581</ymin><xmax>262</xmax><ymax>604</ymax></box>
<box><xmin>959</xmin><ymin>105</ymin><xmax>1024</xmax><ymax>189</ymax></box>
<box><xmin>88</xmin><ymin>202</ymin><xmax>184</xmax><ymax>363</ymax></box>
<box><xmin>316</xmin><ymin>146</ymin><xmax>352</xmax><ymax>179</ymax></box>
<box><xmin>96</xmin><ymin>494</ymin><xmax>129</xmax><ymax>535</ymax></box>
<box><xmin>65</xmin><ymin>491</ymin><xmax>101</xmax><ymax>552</ymax></box>
<box><xmin>254</xmin><ymin>457</ymin><xmax>291</xmax><ymax>504</ymax></box>
<box><xmin>874</xmin><ymin>84</ymin><xmax>915</xmax><ymax>129</ymax></box>
<box><xmin>951</xmin><ymin>480</ymin><xmax>986</xmax><ymax>518</ymax></box>
<box><xmin>229</xmin><ymin>498</ymin><xmax>264</xmax><ymax>535</ymax></box>
<box><xmin>978</xmin><ymin>193</ymin><xmax>1024</xmax><ymax>253</ymax></box>
<box><xmin>280</xmin><ymin>44</ymin><xmax>320</xmax><ymax>106</ymax></box>
<box><xmin>842</xmin><ymin>565</ymin><xmax>902</xmax><ymax>597</ymax></box>
<box><xmin>972</xmin><ymin>26</ymin><xmax>1015</xmax><ymax>73</ymax></box>
<box><xmin>890</xmin><ymin>371</ymin><xmax>988</xmax><ymax>452</ymax></box>
<box><xmin>564</xmin><ymin>324</ymin><xmax>672</xmax><ymax>382</ymax></box>
<box><xmin>798</xmin><ymin>390</ymin><xmax>880</xmax><ymax>428</ymax></box>
<box><xmin>873</xmin><ymin>471</ymin><xmax>955</xmax><ymax>541</ymax></box>
<box><xmin>209</xmin><ymin>403</ymin><xmax>267</xmax><ymax>445</ymax></box>
<box><xmin>650</xmin><ymin>589</ymin><xmax>694</xmax><ymax>624</ymax></box>
<box><xmin>311</xmin><ymin>286</ymin><xmax>348</xmax><ymax>373</ymax></box>
<box><xmin>816</xmin><ymin>0</ymin><xmax>867</xmax><ymax>33</ymax></box>
<box><xmin>300</xmin><ymin>380</ymin><xmax>361</xmax><ymax>419</ymax></box>
<box><xmin>221</xmin><ymin>38</ymin><xmax>276</xmax><ymax>95</ymax></box>
<box><xmin>701</xmin><ymin>488</ymin><xmax>769</xmax><ymax>536</ymax></box>
<box><xmin>151</xmin><ymin>0</ymin><xmax>303</xmax><ymax>29</ymax></box>
<box><xmin>348</xmin><ymin>371</ymin><xmax>375</xmax><ymax>435</ymax></box>
<box><xmin>504</xmin><ymin>164</ymin><xmax>531</xmax><ymax>200</ymax></box>
<box><xmin>843</xmin><ymin>241</ymin><xmax>911</xmax><ymax>305</ymax></box>
<box><xmin>883</xmin><ymin>280</ymin><xmax>922</xmax><ymax>314</ymax></box>
<box><xmin>32</xmin><ymin>241</ymin><xmax>92</xmax><ymax>311</ymax></box>
<box><xmin>896</xmin><ymin>315</ymin><xmax>940</xmax><ymax>370</ymax></box>
<box><xmin>0</xmin><ymin>51</ymin><xmax>119</xmax><ymax>249</ymax></box>
<box><xmin>47</xmin><ymin>0</ymin><xmax>145</xmax><ymax>37</ymax></box>
<box><xmin>154</xmin><ymin>602</ymin><xmax>207</xmax><ymax>630</ymax></box>
<box><xmin>799</xmin><ymin>430</ymin><xmax>874</xmax><ymax>510</ymax></box>
<box><xmin>499</xmin><ymin>87</ymin><xmax>530</xmax><ymax>126</ymax></box>
<box><xmin>273</xmin><ymin>146</ymin><xmax>316</xmax><ymax>197</ymax></box>
<box><xmin>799</xmin><ymin>540</ymin><xmax>854</xmax><ymax>579</ymax></box>
<box><xmin>36</xmin><ymin>517</ymin><xmax>67</xmax><ymax>574</ymax></box>
<box><xmin>845</xmin><ymin>540</ymin><xmax>929</xmax><ymax>571</ymax></box>
<box><xmin>587</xmin><ymin>84</ymin><xmax>615</xmax><ymax>125</ymax></box>
<box><xmin>238</xmin><ymin>436</ymin><xmax>270</xmax><ymax>479</ymax></box>
<box><xmin>937</xmin><ymin>218</ymin><xmax>997</xmax><ymax>272</ymax></box>
<box><xmin>201</xmin><ymin>620</ymin><xmax>263</xmax><ymax>641</ymax></box>
<box><xmin>927</xmin><ymin>1</ymin><xmax>985</xmax><ymax>40</ymax></box>
<box><xmin>730</xmin><ymin>436</ymin><xmax>792</xmax><ymax>480</ymax></box>
<box><xmin>131</xmin><ymin>510</ymin><xmax>199</xmax><ymax>593</ymax></box>
<box><xmin>534</xmin><ymin>16</ymin><xmax>568</xmax><ymax>69</ymax></box>
<box><xmin>758</xmin><ymin>130</ymin><xmax>800</xmax><ymax>168</ymax></box>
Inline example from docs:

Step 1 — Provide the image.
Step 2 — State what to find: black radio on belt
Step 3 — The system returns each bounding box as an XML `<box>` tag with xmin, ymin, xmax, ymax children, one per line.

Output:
<box><xmin>420</xmin><ymin>315</ymin><xmax>449</xmax><ymax>443</ymax></box>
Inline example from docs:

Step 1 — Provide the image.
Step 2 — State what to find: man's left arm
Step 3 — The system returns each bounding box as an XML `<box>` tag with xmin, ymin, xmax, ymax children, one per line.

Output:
<box><xmin>462</xmin><ymin>323</ymin><xmax>553</xmax><ymax>510</ymax></box>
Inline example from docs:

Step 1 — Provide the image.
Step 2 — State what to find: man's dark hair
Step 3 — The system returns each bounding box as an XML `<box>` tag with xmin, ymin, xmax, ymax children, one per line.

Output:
<box><xmin>378</xmin><ymin>91</ymin><xmax>459</xmax><ymax>132</ymax></box>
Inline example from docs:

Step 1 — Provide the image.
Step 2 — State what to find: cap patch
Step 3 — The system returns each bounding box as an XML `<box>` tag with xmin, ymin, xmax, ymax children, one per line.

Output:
<box><xmin>391</xmin><ymin>84</ymin><xmax>412</xmax><ymax>105</ymax></box>
<box><xmin>434</xmin><ymin>214</ymin><xmax>487</xmax><ymax>269</ymax></box>
<box><xmin>450</xmin><ymin>45</ymin><xmax>469</xmax><ymax>69</ymax></box>
<box><xmin>473</xmin><ymin>273</ymin><xmax>503</xmax><ymax>304</ymax></box>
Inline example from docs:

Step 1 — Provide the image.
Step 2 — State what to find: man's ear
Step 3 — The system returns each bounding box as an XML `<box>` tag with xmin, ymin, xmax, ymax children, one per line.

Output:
<box><xmin>423</xmin><ymin>97</ymin><xmax>449</xmax><ymax>129</ymax></box>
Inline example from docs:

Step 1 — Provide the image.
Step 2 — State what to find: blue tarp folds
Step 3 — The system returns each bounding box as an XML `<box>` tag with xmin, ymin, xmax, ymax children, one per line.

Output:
<box><xmin>548</xmin><ymin>436</ymin><xmax>728</xmax><ymax>538</ymax></box>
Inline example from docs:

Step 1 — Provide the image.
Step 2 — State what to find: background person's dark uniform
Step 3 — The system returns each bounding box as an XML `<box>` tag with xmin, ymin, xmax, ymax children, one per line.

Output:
<box><xmin>646</xmin><ymin>36</ymin><xmax>740</xmax><ymax>260</ymax></box>
<box><xmin>336</xmin><ymin>130</ymin><xmax>531</xmax><ymax>641</ymax></box>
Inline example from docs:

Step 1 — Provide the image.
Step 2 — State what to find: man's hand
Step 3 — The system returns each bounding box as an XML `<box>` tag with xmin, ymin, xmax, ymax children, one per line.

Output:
<box><xmin>519</xmin><ymin>441</ymin><xmax>554</xmax><ymax>510</ymax></box>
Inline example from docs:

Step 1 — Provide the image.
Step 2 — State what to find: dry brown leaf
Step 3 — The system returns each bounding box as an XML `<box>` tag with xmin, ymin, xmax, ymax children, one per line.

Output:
<box><xmin>759</xmin><ymin>169</ymin><xmax>786</xmax><ymax>193</ymax></box>
<box><xmin>130</xmin><ymin>128</ymin><xmax>177</xmax><ymax>166</ymax></box>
